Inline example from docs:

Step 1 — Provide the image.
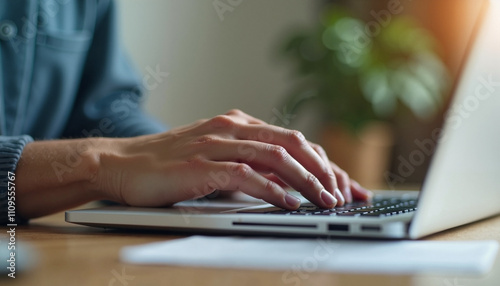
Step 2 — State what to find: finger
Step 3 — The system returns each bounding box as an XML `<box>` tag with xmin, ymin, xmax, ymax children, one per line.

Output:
<box><xmin>261</xmin><ymin>173</ymin><xmax>288</xmax><ymax>188</ymax></box>
<box><xmin>350</xmin><ymin>179</ymin><xmax>373</xmax><ymax>201</ymax></box>
<box><xmin>163</xmin><ymin>159</ymin><xmax>301</xmax><ymax>209</ymax></box>
<box><xmin>329</xmin><ymin>162</ymin><xmax>353</xmax><ymax>204</ymax></box>
<box><xmin>197</xmin><ymin>116</ymin><xmax>338</xmax><ymax>208</ymax></box>
<box><xmin>309</xmin><ymin>142</ymin><xmax>347</xmax><ymax>205</ymax></box>
<box><xmin>198</xmin><ymin>139</ymin><xmax>337</xmax><ymax>209</ymax></box>
<box><xmin>206</xmin><ymin>161</ymin><xmax>302</xmax><ymax>210</ymax></box>
<box><xmin>309</xmin><ymin>140</ymin><xmax>369</xmax><ymax>203</ymax></box>
<box><xmin>232</xmin><ymin>124</ymin><xmax>339</xmax><ymax>204</ymax></box>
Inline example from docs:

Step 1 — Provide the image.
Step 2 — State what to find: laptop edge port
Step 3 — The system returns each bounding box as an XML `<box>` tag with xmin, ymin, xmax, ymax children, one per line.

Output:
<box><xmin>361</xmin><ymin>225</ymin><xmax>381</xmax><ymax>232</ymax></box>
<box><xmin>328</xmin><ymin>224</ymin><xmax>349</xmax><ymax>232</ymax></box>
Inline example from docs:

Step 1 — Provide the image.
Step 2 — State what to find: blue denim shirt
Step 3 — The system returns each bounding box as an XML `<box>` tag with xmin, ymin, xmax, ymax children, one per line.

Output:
<box><xmin>0</xmin><ymin>0</ymin><xmax>166</xmax><ymax>224</ymax></box>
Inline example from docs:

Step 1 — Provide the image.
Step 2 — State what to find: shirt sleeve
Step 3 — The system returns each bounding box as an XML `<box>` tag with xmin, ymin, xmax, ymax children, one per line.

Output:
<box><xmin>0</xmin><ymin>135</ymin><xmax>33</xmax><ymax>225</ymax></box>
<box><xmin>62</xmin><ymin>0</ymin><xmax>167</xmax><ymax>139</ymax></box>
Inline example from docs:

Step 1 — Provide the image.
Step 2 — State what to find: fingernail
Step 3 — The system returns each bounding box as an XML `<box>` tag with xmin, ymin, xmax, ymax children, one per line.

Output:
<box><xmin>365</xmin><ymin>189</ymin><xmax>374</xmax><ymax>200</ymax></box>
<box><xmin>285</xmin><ymin>193</ymin><xmax>301</xmax><ymax>207</ymax></box>
<box><xmin>335</xmin><ymin>188</ymin><xmax>346</xmax><ymax>205</ymax></box>
<box><xmin>320</xmin><ymin>189</ymin><xmax>337</xmax><ymax>207</ymax></box>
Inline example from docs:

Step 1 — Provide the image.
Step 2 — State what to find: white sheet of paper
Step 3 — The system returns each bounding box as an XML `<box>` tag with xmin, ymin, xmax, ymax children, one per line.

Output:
<box><xmin>120</xmin><ymin>236</ymin><xmax>498</xmax><ymax>275</ymax></box>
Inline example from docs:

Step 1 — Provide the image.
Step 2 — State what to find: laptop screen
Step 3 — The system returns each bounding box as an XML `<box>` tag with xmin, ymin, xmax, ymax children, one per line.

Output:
<box><xmin>409</xmin><ymin>0</ymin><xmax>500</xmax><ymax>238</ymax></box>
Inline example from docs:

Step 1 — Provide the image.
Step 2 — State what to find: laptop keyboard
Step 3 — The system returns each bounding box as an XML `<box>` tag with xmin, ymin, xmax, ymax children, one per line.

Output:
<box><xmin>238</xmin><ymin>197</ymin><xmax>418</xmax><ymax>217</ymax></box>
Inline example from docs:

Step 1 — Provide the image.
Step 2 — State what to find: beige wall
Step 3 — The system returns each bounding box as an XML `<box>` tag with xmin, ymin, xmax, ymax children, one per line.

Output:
<box><xmin>117</xmin><ymin>0</ymin><xmax>317</xmax><ymax>131</ymax></box>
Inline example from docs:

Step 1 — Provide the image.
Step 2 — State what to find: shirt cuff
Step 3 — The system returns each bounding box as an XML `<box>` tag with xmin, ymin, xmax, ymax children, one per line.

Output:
<box><xmin>0</xmin><ymin>135</ymin><xmax>34</xmax><ymax>225</ymax></box>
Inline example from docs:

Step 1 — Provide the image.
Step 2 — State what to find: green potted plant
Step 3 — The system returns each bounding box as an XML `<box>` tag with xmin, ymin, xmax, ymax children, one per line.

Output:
<box><xmin>279</xmin><ymin>7</ymin><xmax>449</xmax><ymax>187</ymax></box>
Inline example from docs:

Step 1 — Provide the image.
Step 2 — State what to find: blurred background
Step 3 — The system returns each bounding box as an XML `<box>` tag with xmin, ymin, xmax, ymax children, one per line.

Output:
<box><xmin>117</xmin><ymin>0</ymin><xmax>483</xmax><ymax>190</ymax></box>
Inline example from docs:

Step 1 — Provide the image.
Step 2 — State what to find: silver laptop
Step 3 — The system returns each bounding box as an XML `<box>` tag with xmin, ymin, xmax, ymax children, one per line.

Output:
<box><xmin>66</xmin><ymin>0</ymin><xmax>500</xmax><ymax>239</ymax></box>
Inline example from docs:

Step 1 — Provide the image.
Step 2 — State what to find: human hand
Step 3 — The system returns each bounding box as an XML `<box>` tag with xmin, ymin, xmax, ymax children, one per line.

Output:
<box><xmin>95</xmin><ymin>109</ymin><xmax>372</xmax><ymax>210</ymax></box>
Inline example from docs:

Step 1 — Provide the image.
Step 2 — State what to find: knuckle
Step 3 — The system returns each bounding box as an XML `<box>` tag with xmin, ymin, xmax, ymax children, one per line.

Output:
<box><xmin>266</xmin><ymin>145</ymin><xmax>289</xmax><ymax>163</ymax></box>
<box><xmin>262</xmin><ymin>180</ymin><xmax>279</xmax><ymax>198</ymax></box>
<box><xmin>317</xmin><ymin>167</ymin><xmax>336</xmax><ymax>183</ymax></box>
<box><xmin>208</xmin><ymin>115</ymin><xmax>235</xmax><ymax>129</ymax></box>
<box><xmin>288</xmin><ymin>130</ymin><xmax>306</xmax><ymax>146</ymax></box>
<box><xmin>305</xmin><ymin>173</ymin><xmax>319</xmax><ymax>189</ymax></box>
<box><xmin>225</xmin><ymin>109</ymin><xmax>244</xmax><ymax>116</ymax></box>
<box><xmin>229</xmin><ymin>163</ymin><xmax>253</xmax><ymax>181</ymax></box>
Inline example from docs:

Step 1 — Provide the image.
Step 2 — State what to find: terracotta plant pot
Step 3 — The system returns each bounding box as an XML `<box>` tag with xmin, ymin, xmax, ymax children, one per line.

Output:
<box><xmin>320</xmin><ymin>122</ymin><xmax>394</xmax><ymax>189</ymax></box>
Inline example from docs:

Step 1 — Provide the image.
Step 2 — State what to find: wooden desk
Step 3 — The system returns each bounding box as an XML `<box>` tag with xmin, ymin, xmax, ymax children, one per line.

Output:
<box><xmin>2</xmin><ymin>210</ymin><xmax>500</xmax><ymax>286</ymax></box>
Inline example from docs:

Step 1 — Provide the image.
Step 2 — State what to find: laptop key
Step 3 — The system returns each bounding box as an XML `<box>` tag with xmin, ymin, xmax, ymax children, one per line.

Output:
<box><xmin>243</xmin><ymin>198</ymin><xmax>418</xmax><ymax>217</ymax></box>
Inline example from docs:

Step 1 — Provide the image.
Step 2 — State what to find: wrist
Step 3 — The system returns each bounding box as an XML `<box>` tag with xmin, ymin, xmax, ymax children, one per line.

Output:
<box><xmin>79</xmin><ymin>137</ymin><xmax>105</xmax><ymax>199</ymax></box>
<box><xmin>15</xmin><ymin>137</ymin><xmax>114</xmax><ymax>219</ymax></box>
<box><xmin>81</xmin><ymin>137</ymin><xmax>123</xmax><ymax>201</ymax></box>
<box><xmin>88</xmin><ymin>137</ymin><xmax>131</xmax><ymax>203</ymax></box>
